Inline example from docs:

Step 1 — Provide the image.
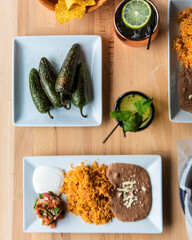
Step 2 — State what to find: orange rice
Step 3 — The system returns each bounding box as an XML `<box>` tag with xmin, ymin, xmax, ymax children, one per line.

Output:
<box><xmin>61</xmin><ymin>161</ymin><xmax>115</xmax><ymax>225</ymax></box>
<box><xmin>173</xmin><ymin>7</ymin><xmax>192</xmax><ymax>68</ymax></box>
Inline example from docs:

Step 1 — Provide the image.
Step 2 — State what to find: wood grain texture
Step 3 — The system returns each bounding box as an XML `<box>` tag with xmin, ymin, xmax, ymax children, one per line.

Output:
<box><xmin>0</xmin><ymin>0</ymin><xmax>190</xmax><ymax>239</ymax></box>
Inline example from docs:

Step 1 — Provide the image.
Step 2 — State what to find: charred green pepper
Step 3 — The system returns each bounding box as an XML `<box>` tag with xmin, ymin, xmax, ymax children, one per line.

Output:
<box><xmin>29</xmin><ymin>68</ymin><xmax>53</xmax><ymax>119</ymax></box>
<box><xmin>71</xmin><ymin>63</ymin><xmax>88</xmax><ymax>118</ymax></box>
<box><xmin>55</xmin><ymin>44</ymin><xmax>80</xmax><ymax>109</ymax></box>
<box><xmin>39</xmin><ymin>57</ymin><xmax>62</xmax><ymax>108</ymax></box>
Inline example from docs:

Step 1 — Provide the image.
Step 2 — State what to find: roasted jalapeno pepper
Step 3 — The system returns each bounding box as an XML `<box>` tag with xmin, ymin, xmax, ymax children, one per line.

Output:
<box><xmin>39</xmin><ymin>57</ymin><xmax>62</xmax><ymax>108</ymax></box>
<box><xmin>29</xmin><ymin>68</ymin><xmax>53</xmax><ymax>119</ymax></box>
<box><xmin>55</xmin><ymin>44</ymin><xmax>80</xmax><ymax>109</ymax></box>
<box><xmin>72</xmin><ymin>63</ymin><xmax>88</xmax><ymax>118</ymax></box>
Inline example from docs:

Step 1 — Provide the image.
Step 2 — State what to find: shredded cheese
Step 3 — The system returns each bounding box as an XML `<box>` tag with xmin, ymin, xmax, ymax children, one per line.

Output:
<box><xmin>117</xmin><ymin>180</ymin><xmax>137</xmax><ymax>208</ymax></box>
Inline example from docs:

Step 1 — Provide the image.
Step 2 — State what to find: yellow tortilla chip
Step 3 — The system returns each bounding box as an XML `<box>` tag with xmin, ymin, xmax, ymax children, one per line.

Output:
<box><xmin>84</xmin><ymin>0</ymin><xmax>95</xmax><ymax>6</ymax></box>
<box><xmin>65</xmin><ymin>0</ymin><xmax>80</xmax><ymax>10</ymax></box>
<box><xmin>65</xmin><ymin>0</ymin><xmax>95</xmax><ymax>9</ymax></box>
<box><xmin>55</xmin><ymin>0</ymin><xmax>86</xmax><ymax>24</ymax></box>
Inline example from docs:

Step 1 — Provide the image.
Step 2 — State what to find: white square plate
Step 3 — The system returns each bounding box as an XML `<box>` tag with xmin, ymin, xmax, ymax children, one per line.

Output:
<box><xmin>168</xmin><ymin>0</ymin><xmax>192</xmax><ymax>122</ymax></box>
<box><xmin>12</xmin><ymin>35</ymin><xmax>102</xmax><ymax>126</ymax></box>
<box><xmin>23</xmin><ymin>155</ymin><xmax>163</xmax><ymax>233</ymax></box>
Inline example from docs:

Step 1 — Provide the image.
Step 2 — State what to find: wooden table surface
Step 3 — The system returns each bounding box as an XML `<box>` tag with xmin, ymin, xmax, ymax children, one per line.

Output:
<box><xmin>0</xmin><ymin>0</ymin><xmax>191</xmax><ymax>239</ymax></box>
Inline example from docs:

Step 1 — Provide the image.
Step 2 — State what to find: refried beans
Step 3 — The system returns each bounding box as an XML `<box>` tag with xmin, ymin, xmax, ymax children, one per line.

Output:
<box><xmin>178</xmin><ymin>68</ymin><xmax>192</xmax><ymax>113</ymax></box>
<box><xmin>107</xmin><ymin>163</ymin><xmax>152</xmax><ymax>222</ymax></box>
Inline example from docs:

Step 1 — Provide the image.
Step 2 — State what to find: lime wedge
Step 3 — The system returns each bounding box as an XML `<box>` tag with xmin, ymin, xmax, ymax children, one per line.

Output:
<box><xmin>122</xmin><ymin>0</ymin><xmax>152</xmax><ymax>29</ymax></box>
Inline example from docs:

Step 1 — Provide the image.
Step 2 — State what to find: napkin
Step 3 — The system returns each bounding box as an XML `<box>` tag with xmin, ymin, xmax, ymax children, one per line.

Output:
<box><xmin>177</xmin><ymin>139</ymin><xmax>192</xmax><ymax>240</ymax></box>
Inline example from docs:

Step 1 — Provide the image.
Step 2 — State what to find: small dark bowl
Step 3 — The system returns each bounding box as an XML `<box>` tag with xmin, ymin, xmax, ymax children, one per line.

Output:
<box><xmin>114</xmin><ymin>91</ymin><xmax>155</xmax><ymax>132</ymax></box>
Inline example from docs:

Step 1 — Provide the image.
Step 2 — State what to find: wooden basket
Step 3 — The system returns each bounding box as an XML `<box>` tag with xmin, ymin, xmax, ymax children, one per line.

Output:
<box><xmin>38</xmin><ymin>0</ymin><xmax>107</xmax><ymax>12</ymax></box>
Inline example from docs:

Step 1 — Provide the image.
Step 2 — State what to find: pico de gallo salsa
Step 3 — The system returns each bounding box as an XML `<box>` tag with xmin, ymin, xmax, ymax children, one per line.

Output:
<box><xmin>34</xmin><ymin>192</ymin><xmax>65</xmax><ymax>229</ymax></box>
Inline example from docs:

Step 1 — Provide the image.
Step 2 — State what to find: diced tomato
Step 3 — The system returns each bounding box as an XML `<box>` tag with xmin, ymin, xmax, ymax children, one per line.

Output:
<box><xmin>44</xmin><ymin>193</ymin><xmax>51</xmax><ymax>198</ymax></box>
<box><xmin>59</xmin><ymin>214</ymin><xmax>64</xmax><ymax>220</ymax></box>
<box><xmin>50</xmin><ymin>223</ymin><xmax>56</xmax><ymax>229</ymax></box>
<box><xmin>36</xmin><ymin>209</ymin><xmax>41</xmax><ymax>218</ymax></box>
<box><xmin>43</xmin><ymin>217</ymin><xmax>50</xmax><ymax>225</ymax></box>
<box><xmin>49</xmin><ymin>202</ymin><xmax>54</xmax><ymax>208</ymax></box>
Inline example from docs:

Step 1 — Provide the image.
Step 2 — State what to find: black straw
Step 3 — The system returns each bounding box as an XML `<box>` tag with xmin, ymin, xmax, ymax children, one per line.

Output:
<box><xmin>103</xmin><ymin>123</ymin><xmax>120</xmax><ymax>144</ymax></box>
<box><xmin>123</xmin><ymin>128</ymin><xmax>126</xmax><ymax>138</ymax></box>
<box><xmin>147</xmin><ymin>33</ymin><xmax>152</xmax><ymax>50</ymax></box>
<box><xmin>147</xmin><ymin>23</ymin><xmax>155</xmax><ymax>50</ymax></box>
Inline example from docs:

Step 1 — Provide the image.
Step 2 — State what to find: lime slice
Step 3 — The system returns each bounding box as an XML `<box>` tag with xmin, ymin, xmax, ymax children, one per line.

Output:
<box><xmin>121</xmin><ymin>0</ymin><xmax>152</xmax><ymax>29</ymax></box>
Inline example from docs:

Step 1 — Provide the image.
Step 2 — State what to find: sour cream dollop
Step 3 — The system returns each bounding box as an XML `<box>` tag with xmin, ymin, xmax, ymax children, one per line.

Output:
<box><xmin>33</xmin><ymin>166</ymin><xmax>64</xmax><ymax>196</ymax></box>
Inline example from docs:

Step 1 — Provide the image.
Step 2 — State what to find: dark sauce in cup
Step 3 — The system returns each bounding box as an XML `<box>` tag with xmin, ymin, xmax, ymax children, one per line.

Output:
<box><xmin>115</xmin><ymin>0</ymin><xmax>158</xmax><ymax>40</ymax></box>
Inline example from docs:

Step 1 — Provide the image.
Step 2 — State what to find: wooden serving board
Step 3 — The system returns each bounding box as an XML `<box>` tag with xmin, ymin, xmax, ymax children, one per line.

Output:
<box><xmin>0</xmin><ymin>0</ymin><xmax>190</xmax><ymax>239</ymax></box>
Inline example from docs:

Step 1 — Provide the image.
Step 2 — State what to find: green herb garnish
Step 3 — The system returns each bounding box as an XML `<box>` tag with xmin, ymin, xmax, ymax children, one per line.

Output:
<box><xmin>134</xmin><ymin>98</ymin><xmax>153</xmax><ymax>115</ymax></box>
<box><xmin>39</xmin><ymin>193</ymin><xmax>43</xmax><ymax>198</ymax></box>
<box><xmin>110</xmin><ymin>110</ymin><xmax>133</xmax><ymax>121</ymax></box>
<box><xmin>123</xmin><ymin>113</ymin><xmax>142</xmax><ymax>132</ymax></box>
<box><xmin>110</xmin><ymin>97</ymin><xmax>153</xmax><ymax>132</ymax></box>
<box><xmin>53</xmin><ymin>207</ymin><xmax>59</xmax><ymax>214</ymax></box>
<box><xmin>34</xmin><ymin>197</ymin><xmax>38</xmax><ymax>209</ymax></box>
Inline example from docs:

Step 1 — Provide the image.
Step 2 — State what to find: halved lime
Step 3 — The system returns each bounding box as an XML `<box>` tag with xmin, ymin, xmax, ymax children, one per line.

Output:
<box><xmin>121</xmin><ymin>0</ymin><xmax>152</xmax><ymax>29</ymax></box>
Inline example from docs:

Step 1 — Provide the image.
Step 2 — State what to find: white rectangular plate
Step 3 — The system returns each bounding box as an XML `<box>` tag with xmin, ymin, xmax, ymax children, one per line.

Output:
<box><xmin>13</xmin><ymin>35</ymin><xmax>102</xmax><ymax>126</ymax></box>
<box><xmin>23</xmin><ymin>155</ymin><xmax>163</xmax><ymax>233</ymax></box>
<box><xmin>168</xmin><ymin>0</ymin><xmax>192</xmax><ymax>122</ymax></box>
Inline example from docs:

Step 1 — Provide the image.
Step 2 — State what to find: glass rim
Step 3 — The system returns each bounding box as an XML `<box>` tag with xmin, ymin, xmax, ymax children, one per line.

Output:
<box><xmin>114</xmin><ymin>0</ymin><xmax>160</xmax><ymax>42</ymax></box>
